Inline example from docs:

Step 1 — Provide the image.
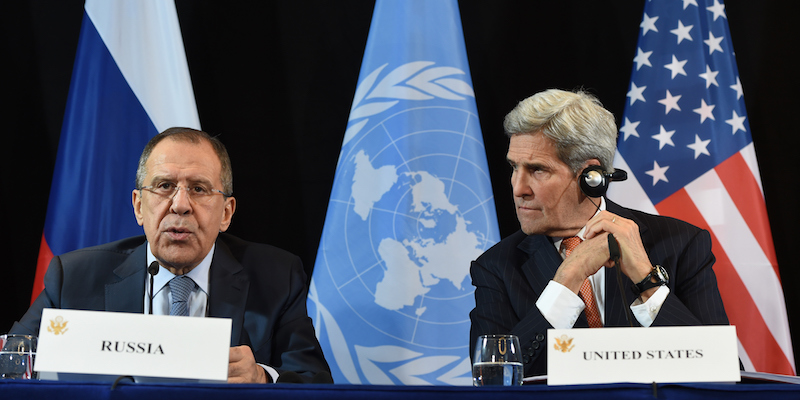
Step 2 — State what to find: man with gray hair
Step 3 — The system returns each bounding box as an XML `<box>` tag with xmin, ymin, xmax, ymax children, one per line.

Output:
<box><xmin>469</xmin><ymin>89</ymin><xmax>729</xmax><ymax>377</ymax></box>
<box><xmin>11</xmin><ymin>127</ymin><xmax>331</xmax><ymax>383</ymax></box>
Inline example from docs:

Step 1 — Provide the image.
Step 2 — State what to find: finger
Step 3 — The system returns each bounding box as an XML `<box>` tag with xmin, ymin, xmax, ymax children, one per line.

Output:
<box><xmin>229</xmin><ymin>346</ymin><xmax>243</xmax><ymax>362</ymax></box>
<box><xmin>228</xmin><ymin>360</ymin><xmax>241</xmax><ymax>380</ymax></box>
<box><xmin>585</xmin><ymin>212</ymin><xmax>617</xmax><ymax>239</ymax></box>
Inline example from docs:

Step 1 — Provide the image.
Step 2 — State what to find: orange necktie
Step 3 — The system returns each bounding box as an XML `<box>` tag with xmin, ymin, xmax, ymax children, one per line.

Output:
<box><xmin>561</xmin><ymin>236</ymin><xmax>603</xmax><ymax>328</ymax></box>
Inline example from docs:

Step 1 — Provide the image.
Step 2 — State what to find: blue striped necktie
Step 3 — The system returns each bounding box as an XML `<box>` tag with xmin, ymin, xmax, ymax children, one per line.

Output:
<box><xmin>168</xmin><ymin>275</ymin><xmax>196</xmax><ymax>316</ymax></box>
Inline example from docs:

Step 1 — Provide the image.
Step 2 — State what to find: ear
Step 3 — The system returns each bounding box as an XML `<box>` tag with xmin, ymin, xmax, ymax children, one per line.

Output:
<box><xmin>578</xmin><ymin>159</ymin><xmax>607</xmax><ymax>199</ymax></box>
<box><xmin>219</xmin><ymin>196</ymin><xmax>237</xmax><ymax>232</ymax></box>
<box><xmin>580</xmin><ymin>158</ymin><xmax>602</xmax><ymax>172</ymax></box>
<box><xmin>132</xmin><ymin>189</ymin><xmax>144</xmax><ymax>226</ymax></box>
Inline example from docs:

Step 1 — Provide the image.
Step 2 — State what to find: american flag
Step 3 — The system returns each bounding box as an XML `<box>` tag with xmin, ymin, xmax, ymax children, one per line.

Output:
<box><xmin>609</xmin><ymin>0</ymin><xmax>794</xmax><ymax>374</ymax></box>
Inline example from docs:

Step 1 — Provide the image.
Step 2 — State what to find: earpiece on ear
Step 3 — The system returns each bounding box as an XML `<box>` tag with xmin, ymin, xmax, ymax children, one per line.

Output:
<box><xmin>579</xmin><ymin>166</ymin><xmax>628</xmax><ymax>197</ymax></box>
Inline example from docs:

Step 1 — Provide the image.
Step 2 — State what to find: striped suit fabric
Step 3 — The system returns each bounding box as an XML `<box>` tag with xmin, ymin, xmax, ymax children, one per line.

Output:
<box><xmin>469</xmin><ymin>199</ymin><xmax>730</xmax><ymax>377</ymax></box>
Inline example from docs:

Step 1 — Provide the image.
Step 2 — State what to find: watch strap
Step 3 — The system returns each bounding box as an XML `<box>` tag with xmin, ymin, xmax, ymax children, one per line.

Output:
<box><xmin>631</xmin><ymin>265</ymin><xmax>667</xmax><ymax>297</ymax></box>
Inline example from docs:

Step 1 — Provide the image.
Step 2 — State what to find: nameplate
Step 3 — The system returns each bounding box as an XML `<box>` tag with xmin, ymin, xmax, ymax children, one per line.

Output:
<box><xmin>547</xmin><ymin>326</ymin><xmax>740</xmax><ymax>385</ymax></box>
<box><xmin>35</xmin><ymin>308</ymin><xmax>231</xmax><ymax>382</ymax></box>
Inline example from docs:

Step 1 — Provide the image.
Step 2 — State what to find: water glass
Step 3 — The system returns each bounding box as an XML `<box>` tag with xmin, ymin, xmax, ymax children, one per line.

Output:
<box><xmin>472</xmin><ymin>334</ymin><xmax>523</xmax><ymax>386</ymax></box>
<box><xmin>0</xmin><ymin>334</ymin><xmax>38</xmax><ymax>380</ymax></box>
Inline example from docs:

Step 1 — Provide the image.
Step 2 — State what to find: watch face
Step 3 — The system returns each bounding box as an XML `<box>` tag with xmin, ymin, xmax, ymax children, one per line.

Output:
<box><xmin>655</xmin><ymin>265</ymin><xmax>669</xmax><ymax>283</ymax></box>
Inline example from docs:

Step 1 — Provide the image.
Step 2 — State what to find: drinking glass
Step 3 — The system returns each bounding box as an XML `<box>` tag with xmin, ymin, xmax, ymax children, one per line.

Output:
<box><xmin>472</xmin><ymin>334</ymin><xmax>523</xmax><ymax>386</ymax></box>
<box><xmin>0</xmin><ymin>334</ymin><xmax>38</xmax><ymax>380</ymax></box>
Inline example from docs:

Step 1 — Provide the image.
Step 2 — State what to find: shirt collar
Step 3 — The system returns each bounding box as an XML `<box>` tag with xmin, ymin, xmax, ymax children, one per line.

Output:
<box><xmin>146</xmin><ymin>242</ymin><xmax>214</xmax><ymax>296</ymax></box>
<box><xmin>553</xmin><ymin>197</ymin><xmax>607</xmax><ymax>251</ymax></box>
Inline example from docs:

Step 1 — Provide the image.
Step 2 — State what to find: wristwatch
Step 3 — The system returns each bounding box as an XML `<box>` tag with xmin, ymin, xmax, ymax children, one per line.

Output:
<box><xmin>632</xmin><ymin>264</ymin><xmax>669</xmax><ymax>297</ymax></box>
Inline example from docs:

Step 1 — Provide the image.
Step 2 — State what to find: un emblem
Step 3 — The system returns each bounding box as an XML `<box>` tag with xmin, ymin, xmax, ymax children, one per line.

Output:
<box><xmin>310</xmin><ymin>62</ymin><xmax>499</xmax><ymax>385</ymax></box>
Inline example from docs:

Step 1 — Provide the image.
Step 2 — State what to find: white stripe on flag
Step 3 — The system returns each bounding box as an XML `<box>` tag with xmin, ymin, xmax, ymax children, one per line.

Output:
<box><xmin>738</xmin><ymin>340</ymin><xmax>755</xmax><ymax>372</ymax></box>
<box><xmin>684</xmin><ymin>167</ymin><xmax>794</xmax><ymax>364</ymax></box>
<box><xmin>85</xmin><ymin>0</ymin><xmax>199</xmax><ymax>131</ymax></box>
<box><xmin>740</xmin><ymin>143</ymin><xmax>764</xmax><ymax>194</ymax></box>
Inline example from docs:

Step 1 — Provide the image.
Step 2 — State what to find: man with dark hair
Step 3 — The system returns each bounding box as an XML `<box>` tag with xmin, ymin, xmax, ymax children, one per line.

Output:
<box><xmin>11</xmin><ymin>127</ymin><xmax>331</xmax><ymax>383</ymax></box>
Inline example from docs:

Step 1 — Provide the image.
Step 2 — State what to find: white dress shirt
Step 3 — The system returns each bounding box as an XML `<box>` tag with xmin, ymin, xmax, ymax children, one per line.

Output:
<box><xmin>144</xmin><ymin>243</ymin><xmax>211</xmax><ymax>317</ymax></box>
<box><xmin>535</xmin><ymin>198</ymin><xmax>670</xmax><ymax>328</ymax></box>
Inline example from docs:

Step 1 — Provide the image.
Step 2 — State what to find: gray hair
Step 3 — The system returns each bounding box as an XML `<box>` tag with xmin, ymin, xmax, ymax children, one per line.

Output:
<box><xmin>135</xmin><ymin>127</ymin><xmax>233</xmax><ymax>196</ymax></box>
<box><xmin>503</xmin><ymin>89</ymin><xmax>617</xmax><ymax>174</ymax></box>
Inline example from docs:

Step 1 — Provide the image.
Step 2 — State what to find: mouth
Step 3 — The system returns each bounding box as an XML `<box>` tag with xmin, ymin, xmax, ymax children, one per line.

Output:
<box><xmin>164</xmin><ymin>226</ymin><xmax>193</xmax><ymax>241</ymax></box>
<box><xmin>516</xmin><ymin>204</ymin><xmax>542</xmax><ymax>217</ymax></box>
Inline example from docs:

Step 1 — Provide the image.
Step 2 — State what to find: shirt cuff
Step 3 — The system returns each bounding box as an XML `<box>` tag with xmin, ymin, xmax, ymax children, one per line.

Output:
<box><xmin>630</xmin><ymin>285</ymin><xmax>670</xmax><ymax>327</ymax></box>
<box><xmin>536</xmin><ymin>280</ymin><xmax>585</xmax><ymax>329</ymax></box>
<box><xmin>258</xmin><ymin>363</ymin><xmax>279</xmax><ymax>383</ymax></box>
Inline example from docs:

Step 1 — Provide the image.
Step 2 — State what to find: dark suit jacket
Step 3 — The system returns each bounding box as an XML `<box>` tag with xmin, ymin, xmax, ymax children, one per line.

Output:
<box><xmin>469</xmin><ymin>200</ymin><xmax>729</xmax><ymax>377</ymax></box>
<box><xmin>11</xmin><ymin>233</ymin><xmax>331</xmax><ymax>382</ymax></box>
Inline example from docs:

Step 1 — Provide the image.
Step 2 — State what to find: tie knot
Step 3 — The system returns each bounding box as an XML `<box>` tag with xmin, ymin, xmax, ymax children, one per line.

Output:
<box><xmin>561</xmin><ymin>236</ymin><xmax>582</xmax><ymax>258</ymax></box>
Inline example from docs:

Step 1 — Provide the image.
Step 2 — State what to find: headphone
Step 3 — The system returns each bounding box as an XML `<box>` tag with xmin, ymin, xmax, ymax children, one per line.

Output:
<box><xmin>579</xmin><ymin>165</ymin><xmax>628</xmax><ymax>198</ymax></box>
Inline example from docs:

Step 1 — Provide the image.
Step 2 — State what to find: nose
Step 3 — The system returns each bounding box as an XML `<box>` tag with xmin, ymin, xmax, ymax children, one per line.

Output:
<box><xmin>170</xmin><ymin>187</ymin><xmax>193</xmax><ymax>215</ymax></box>
<box><xmin>511</xmin><ymin>170</ymin><xmax>532</xmax><ymax>198</ymax></box>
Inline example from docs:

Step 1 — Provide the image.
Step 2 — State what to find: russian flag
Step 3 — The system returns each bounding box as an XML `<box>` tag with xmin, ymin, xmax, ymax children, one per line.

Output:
<box><xmin>32</xmin><ymin>0</ymin><xmax>200</xmax><ymax>302</ymax></box>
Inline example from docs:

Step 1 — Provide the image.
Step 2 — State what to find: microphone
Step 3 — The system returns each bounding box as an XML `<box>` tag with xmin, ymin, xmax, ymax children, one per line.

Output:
<box><xmin>608</xmin><ymin>234</ymin><xmax>634</xmax><ymax>327</ymax></box>
<box><xmin>147</xmin><ymin>261</ymin><xmax>159</xmax><ymax>315</ymax></box>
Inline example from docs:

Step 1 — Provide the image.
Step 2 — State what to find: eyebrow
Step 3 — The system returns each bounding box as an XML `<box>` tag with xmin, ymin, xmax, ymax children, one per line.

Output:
<box><xmin>148</xmin><ymin>175</ymin><xmax>215</xmax><ymax>187</ymax></box>
<box><xmin>507</xmin><ymin>158</ymin><xmax>549</xmax><ymax>171</ymax></box>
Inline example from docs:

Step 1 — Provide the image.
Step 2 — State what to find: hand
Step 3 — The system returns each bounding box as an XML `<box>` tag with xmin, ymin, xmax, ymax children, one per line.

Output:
<box><xmin>585</xmin><ymin>212</ymin><xmax>656</xmax><ymax>299</ymax></box>
<box><xmin>228</xmin><ymin>345</ymin><xmax>268</xmax><ymax>383</ymax></box>
<box><xmin>552</xmin><ymin>231</ymin><xmax>615</xmax><ymax>293</ymax></box>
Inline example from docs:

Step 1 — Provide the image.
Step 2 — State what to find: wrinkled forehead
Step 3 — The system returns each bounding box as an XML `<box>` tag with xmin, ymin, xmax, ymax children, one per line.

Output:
<box><xmin>145</xmin><ymin>139</ymin><xmax>223</xmax><ymax>183</ymax></box>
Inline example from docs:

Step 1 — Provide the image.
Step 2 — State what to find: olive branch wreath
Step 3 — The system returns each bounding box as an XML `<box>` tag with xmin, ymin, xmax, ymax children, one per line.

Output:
<box><xmin>308</xmin><ymin>281</ymin><xmax>472</xmax><ymax>385</ymax></box>
<box><xmin>342</xmin><ymin>61</ymin><xmax>475</xmax><ymax>146</ymax></box>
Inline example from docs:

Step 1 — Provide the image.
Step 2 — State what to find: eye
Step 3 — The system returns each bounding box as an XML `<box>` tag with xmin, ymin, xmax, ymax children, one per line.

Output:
<box><xmin>191</xmin><ymin>185</ymin><xmax>211</xmax><ymax>195</ymax></box>
<box><xmin>155</xmin><ymin>181</ymin><xmax>175</xmax><ymax>193</ymax></box>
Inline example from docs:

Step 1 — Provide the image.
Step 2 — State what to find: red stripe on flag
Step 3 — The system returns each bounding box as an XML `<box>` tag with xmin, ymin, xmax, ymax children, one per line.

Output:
<box><xmin>32</xmin><ymin>233</ymin><xmax>53</xmax><ymax>305</ymax></box>
<box><xmin>656</xmin><ymin>189</ymin><xmax>794</xmax><ymax>375</ymax></box>
<box><xmin>715</xmin><ymin>152</ymin><xmax>780</xmax><ymax>278</ymax></box>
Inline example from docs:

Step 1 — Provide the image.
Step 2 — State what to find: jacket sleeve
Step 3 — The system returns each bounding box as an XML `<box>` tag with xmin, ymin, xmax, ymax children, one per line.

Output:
<box><xmin>652</xmin><ymin>228</ymin><xmax>729</xmax><ymax>326</ymax></box>
<box><xmin>9</xmin><ymin>256</ymin><xmax>65</xmax><ymax>335</ymax></box>
<box><xmin>469</xmin><ymin>249</ymin><xmax>556</xmax><ymax>377</ymax></box>
<box><xmin>252</xmin><ymin>254</ymin><xmax>332</xmax><ymax>383</ymax></box>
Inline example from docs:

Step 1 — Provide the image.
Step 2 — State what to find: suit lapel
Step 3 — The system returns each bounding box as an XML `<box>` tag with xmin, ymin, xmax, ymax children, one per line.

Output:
<box><xmin>106</xmin><ymin>244</ymin><xmax>148</xmax><ymax>313</ymax></box>
<box><xmin>517</xmin><ymin>234</ymin><xmax>562</xmax><ymax>302</ymax></box>
<box><xmin>208</xmin><ymin>239</ymin><xmax>249</xmax><ymax>346</ymax></box>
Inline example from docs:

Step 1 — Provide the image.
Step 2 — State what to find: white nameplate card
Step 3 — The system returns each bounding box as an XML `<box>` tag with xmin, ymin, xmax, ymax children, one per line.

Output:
<box><xmin>35</xmin><ymin>308</ymin><xmax>231</xmax><ymax>382</ymax></box>
<box><xmin>547</xmin><ymin>326</ymin><xmax>740</xmax><ymax>385</ymax></box>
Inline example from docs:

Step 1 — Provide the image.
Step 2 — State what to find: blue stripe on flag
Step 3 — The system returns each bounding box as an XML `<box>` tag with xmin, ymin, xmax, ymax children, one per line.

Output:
<box><xmin>43</xmin><ymin>11</ymin><xmax>157</xmax><ymax>256</ymax></box>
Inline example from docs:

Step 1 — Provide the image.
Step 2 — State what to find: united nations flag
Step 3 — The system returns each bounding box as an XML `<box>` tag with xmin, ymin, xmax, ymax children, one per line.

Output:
<box><xmin>308</xmin><ymin>0</ymin><xmax>499</xmax><ymax>385</ymax></box>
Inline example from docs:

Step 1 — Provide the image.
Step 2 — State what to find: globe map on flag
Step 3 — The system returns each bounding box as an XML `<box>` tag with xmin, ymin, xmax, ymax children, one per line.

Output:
<box><xmin>310</xmin><ymin>61</ymin><xmax>500</xmax><ymax>383</ymax></box>
<box><xmin>324</xmin><ymin>106</ymin><xmax>496</xmax><ymax>348</ymax></box>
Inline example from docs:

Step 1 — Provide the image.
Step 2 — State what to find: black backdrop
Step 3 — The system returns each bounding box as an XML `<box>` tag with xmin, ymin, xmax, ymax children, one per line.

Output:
<box><xmin>3</xmin><ymin>1</ymin><xmax>799</xmax><ymax>370</ymax></box>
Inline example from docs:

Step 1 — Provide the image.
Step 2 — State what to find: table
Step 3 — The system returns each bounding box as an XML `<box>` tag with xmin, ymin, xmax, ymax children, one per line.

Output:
<box><xmin>2</xmin><ymin>379</ymin><xmax>800</xmax><ymax>400</ymax></box>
